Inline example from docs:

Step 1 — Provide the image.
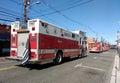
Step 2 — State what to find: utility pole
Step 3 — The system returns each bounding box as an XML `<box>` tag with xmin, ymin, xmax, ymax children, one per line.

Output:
<box><xmin>24</xmin><ymin>0</ymin><xmax>30</xmax><ymax>24</ymax></box>
<box><xmin>96</xmin><ymin>32</ymin><xmax>98</xmax><ymax>42</ymax></box>
<box><xmin>84</xmin><ymin>25</ymin><xmax>88</xmax><ymax>33</ymax></box>
<box><xmin>23</xmin><ymin>0</ymin><xmax>40</xmax><ymax>24</ymax></box>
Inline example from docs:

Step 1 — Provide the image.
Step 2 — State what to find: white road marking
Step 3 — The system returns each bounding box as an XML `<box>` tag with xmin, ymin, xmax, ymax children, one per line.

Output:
<box><xmin>74</xmin><ymin>63</ymin><xmax>82</xmax><ymax>68</ymax></box>
<box><xmin>100</xmin><ymin>54</ymin><xmax>103</xmax><ymax>56</ymax></box>
<box><xmin>0</xmin><ymin>61</ymin><xmax>14</xmax><ymax>64</ymax></box>
<box><xmin>74</xmin><ymin>63</ymin><xmax>105</xmax><ymax>72</ymax></box>
<box><xmin>93</xmin><ymin>57</ymin><xmax>97</xmax><ymax>59</ymax></box>
<box><xmin>80</xmin><ymin>65</ymin><xmax>105</xmax><ymax>72</ymax></box>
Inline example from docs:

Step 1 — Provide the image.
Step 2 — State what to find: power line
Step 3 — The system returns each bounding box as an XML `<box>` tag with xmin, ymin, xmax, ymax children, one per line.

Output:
<box><xmin>0</xmin><ymin>6</ymin><xmax>22</xmax><ymax>21</ymax></box>
<box><xmin>40</xmin><ymin>0</ymin><xmax>97</xmax><ymax>34</ymax></box>
<box><xmin>0</xmin><ymin>6</ymin><xmax>21</xmax><ymax>15</ymax></box>
<box><xmin>44</xmin><ymin>16</ymin><xmax>71</xmax><ymax>30</ymax></box>
<box><xmin>29</xmin><ymin>0</ymin><xmax>100</xmax><ymax>39</ymax></box>
<box><xmin>29</xmin><ymin>8</ymin><xmax>59</xmax><ymax>24</ymax></box>
<box><xmin>68</xmin><ymin>0</ymin><xmax>83</xmax><ymax>5</ymax></box>
<box><xmin>39</xmin><ymin>0</ymin><xmax>82</xmax><ymax>12</ymax></box>
<box><xmin>41</xmin><ymin>0</ymin><xmax>85</xmax><ymax>26</ymax></box>
<box><xmin>39</xmin><ymin>0</ymin><xmax>91</xmax><ymax>13</ymax></box>
<box><xmin>40</xmin><ymin>0</ymin><xmax>96</xmax><ymax>32</ymax></box>
<box><xmin>0</xmin><ymin>13</ymin><xmax>18</xmax><ymax>18</ymax></box>
<box><xmin>40</xmin><ymin>0</ymin><xmax>94</xmax><ymax>16</ymax></box>
<box><xmin>0</xmin><ymin>18</ymin><xmax>14</xmax><ymax>22</ymax></box>
<box><xmin>28</xmin><ymin>7</ymin><xmax>70</xmax><ymax>30</ymax></box>
<box><xmin>8</xmin><ymin>0</ymin><xmax>24</xmax><ymax>22</ymax></box>
<box><xmin>9</xmin><ymin>0</ymin><xmax>23</xmax><ymax>5</ymax></box>
<box><xmin>61</xmin><ymin>0</ymin><xmax>94</xmax><ymax>11</ymax></box>
<box><xmin>0</xmin><ymin>10</ymin><xmax>20</xmax><ymax>17</ymax></box>
<box><xmin>30</xmin><ymin>0</ymin><xmax>97</xmax><ymax>34</ymax></box>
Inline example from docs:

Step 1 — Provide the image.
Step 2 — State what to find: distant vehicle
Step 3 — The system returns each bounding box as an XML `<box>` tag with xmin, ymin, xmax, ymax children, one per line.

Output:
<box><xmin>88</xmin><ymin>42</ymin><xmax>102</xmax><ymax>52</ymax></box>
<box><xmin>110</xmin><ymin>45</ymin><xmax>117</xmax><ymax>49</ymax></box>
<box><xmin>88</xmin><ymin>41</ymin><xmax>110</xmax><ymax>53</ymax></box>
<box><xmin>102</xmin><ymin>44</ymin><xmax>109</xmax><ymax>51</ymax></box>
<box><xmin>8</xmin><ymin>19</ymin><xmax>87</xmax><ymax>64</ymax></box>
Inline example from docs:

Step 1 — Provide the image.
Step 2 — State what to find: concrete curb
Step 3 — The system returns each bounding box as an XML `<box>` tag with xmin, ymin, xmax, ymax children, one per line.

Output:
<box><xmin>110</xmin><ymin>54</ymin><xmax>120</xmax><ymax>83</ymax></box>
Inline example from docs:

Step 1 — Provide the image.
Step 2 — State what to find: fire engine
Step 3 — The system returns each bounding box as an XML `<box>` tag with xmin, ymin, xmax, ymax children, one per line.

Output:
<box><xmin>102</xmin><ymin>43</ymin><xmax>109</xmax><ymax>51</ymax></box>
<box><xmin>88</xmin><ymin>42</ymin><xmax>103</xmax><ymax>52</ymax></box>
<box><xmin>9</xmin><ymin>19</ymin><xmax>87</xmax><ymax>64</ymax></box>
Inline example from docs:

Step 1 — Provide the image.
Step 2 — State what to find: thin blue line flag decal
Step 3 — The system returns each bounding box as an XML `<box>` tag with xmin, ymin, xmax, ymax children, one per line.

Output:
<box><xmin>22</xmin><ymin>40</ymin><xmax>29</xmax><ymax>64</ymax></box>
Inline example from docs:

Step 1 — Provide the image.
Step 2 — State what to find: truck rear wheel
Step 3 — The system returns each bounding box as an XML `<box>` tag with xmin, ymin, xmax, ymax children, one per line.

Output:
<box><xmin>54</xmin><ymin>52</ymin><xmax>62</xmax><ymax>64</ymax></box>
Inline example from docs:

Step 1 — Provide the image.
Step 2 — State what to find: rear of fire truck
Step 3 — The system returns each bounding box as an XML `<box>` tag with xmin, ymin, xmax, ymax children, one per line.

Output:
<box><xmin>8</xmin><ymin>19</ymin><xmax>41</xmax><ymax>64</ymax></box>
<box><xmin>8</xmin><ymin>21</ymin><xmax>35</xmax><ymax>64</ymax></box>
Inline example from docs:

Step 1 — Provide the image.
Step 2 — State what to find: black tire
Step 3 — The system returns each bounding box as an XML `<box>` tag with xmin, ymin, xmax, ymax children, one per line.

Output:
<box><xmin>77</xmin><ymin>54</ymin><xmax>81</xmax><ymax>58</ymax></box>
<box><xmin>54</xmin><ymin>52</ymin><xmax>63</xmax><ymax>64</ymax></box>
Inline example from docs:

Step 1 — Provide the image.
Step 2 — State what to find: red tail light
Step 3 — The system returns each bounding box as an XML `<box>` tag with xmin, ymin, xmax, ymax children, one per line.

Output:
<box><xmin>11</xmin><ymin>50</ymin><xmax>17</xmax><ymax>56</ymax></box>
<box><xmin>11</xmin><ymin>35</ymin><xmax>17</xmax><ymax>47</ymax></box>
<box><xmin>32</xmin><ymin>27</ymin><xmax>35</xmax><ymax>31</ymax></box>
<box><xmin>61</xmin><ymin>34</ymin><xmax>64</xmax><ymax>36</ymax></box>
<box><xmin>30</xmin><ymin>34</ymin><xmax>37</xmax><ymax>49</ymax></box>
<box><xmin>13</xmin><ymin>29</ymin><xmax>15</xmax><ymax>32</ymax></box>
<box><xmin>11</xmin><ymin>36</ymin><xmax>16</xmax><ymax>46</ymax></box>
<box><xmin>96</xmin><ymin>47</ymin><xmax>99</xmax><ymax>50</ymax></box>
<box><xmin>30</xmin><ymin>52</ymin><xmax>36</xmax><ymax>59</ymax></box>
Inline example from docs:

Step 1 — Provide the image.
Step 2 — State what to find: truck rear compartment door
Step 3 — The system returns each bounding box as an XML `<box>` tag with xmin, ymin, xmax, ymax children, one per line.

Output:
<box><xmin>17</xmin><ymin>32</ymin><xmax>29</xmax><ymax>58</ymax></box>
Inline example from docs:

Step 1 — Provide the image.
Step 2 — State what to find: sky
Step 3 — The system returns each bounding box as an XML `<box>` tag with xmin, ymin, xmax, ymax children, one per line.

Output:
<box><xmin>0</xmin><ymin>0</ymin><xmax>120</xmax><ymax>44</ymax></box>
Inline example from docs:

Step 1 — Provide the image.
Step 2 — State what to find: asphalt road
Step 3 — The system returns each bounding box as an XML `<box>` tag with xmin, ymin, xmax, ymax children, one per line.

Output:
<box><xmin>0</xmin><ymin>49</ymin><xmax>116</xmax><ymax>83</ymax></box>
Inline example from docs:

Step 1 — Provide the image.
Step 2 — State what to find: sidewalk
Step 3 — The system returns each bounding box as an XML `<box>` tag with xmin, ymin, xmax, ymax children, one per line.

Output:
<box><xmin>0</xmin><ymin>56</ymin><xmax>9</xmax><ymax>63</ymax></box>
<box><xmin>110</xmin><ymin>53</ymin><xmax>120</xmax><ymax>83</ymax></box>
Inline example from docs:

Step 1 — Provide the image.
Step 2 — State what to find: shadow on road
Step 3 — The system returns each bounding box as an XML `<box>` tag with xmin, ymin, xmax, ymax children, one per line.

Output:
<box><xmin>16</xmin><ymin>55</ymin><xmax>88</xmax><ymax>70</ymax></box>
